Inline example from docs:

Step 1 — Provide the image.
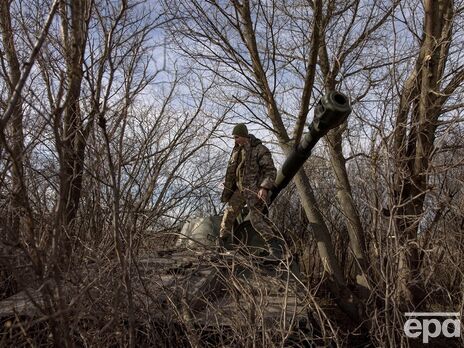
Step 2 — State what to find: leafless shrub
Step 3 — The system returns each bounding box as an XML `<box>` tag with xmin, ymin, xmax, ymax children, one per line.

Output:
<box><xmin>1</xmin><ymin>0</ymin><xmax>464</xmax><ymax>347</ymax></box>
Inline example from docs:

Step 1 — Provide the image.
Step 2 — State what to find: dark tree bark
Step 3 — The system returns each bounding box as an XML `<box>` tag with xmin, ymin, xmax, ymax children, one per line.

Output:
<box><xmin>392</xmin><ymin>0</ymin><xmax>463</xmax><ymax>307</ymax></box>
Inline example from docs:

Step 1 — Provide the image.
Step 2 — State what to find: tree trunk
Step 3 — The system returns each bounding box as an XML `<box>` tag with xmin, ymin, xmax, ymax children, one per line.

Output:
<box><xmin>317</xmin><ymin>18</ymin><xmax>372</xmax><ymax>296</ymax></box>
<box><xmin>0</xmin><ymin>1</ymin><xmax>34</xmax><ymax>246</ymax></box>
<box><xmin>392</xmin><ymin>0</ymin><xmax>458</xmax><ymax>307</ymax></box>
<box><xmin>326</xmin><ymin>127</ymin><xmax>370</xmax><ymax>296</ymax></box>
<box><xmin>293</xmin><ymin>169</ymin><xmax>362</xmax><ymax>320</ymax></box>
<box><xmin>54</xmin><ymin>0</ymin><xmax>90</xmax><ymax>259</ymax></box>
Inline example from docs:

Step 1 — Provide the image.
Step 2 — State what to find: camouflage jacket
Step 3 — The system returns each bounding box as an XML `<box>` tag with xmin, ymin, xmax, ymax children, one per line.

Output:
<box><xmin>221</xmin><ymin>135</ymin><xmax>276</xmax><ymax>203</ymax></box>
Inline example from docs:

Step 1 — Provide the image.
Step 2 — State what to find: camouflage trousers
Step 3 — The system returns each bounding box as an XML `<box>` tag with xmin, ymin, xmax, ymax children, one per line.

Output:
<box><xmin>219</xmin><ymin>189</ymin><xmax>274</xmax><ymax>243</ymax></box>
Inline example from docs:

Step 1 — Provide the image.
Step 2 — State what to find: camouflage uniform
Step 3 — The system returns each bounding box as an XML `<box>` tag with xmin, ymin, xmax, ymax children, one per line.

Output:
<box><xmin>220</xmin><ymin>134</ymin><xmax>277</xmax><ymax>243</ymax></box>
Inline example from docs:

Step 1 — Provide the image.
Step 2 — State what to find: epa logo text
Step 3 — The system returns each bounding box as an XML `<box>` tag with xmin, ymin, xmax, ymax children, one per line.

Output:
<box><xmin>404</xmin><ymin>312</ymin><xmax>461</xmax><ymax>343</ymax></box>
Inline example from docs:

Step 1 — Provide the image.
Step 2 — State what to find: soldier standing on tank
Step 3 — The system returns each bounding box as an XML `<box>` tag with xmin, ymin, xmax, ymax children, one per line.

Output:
<box><xmin>218</xmin><ymin>123</ymin><xmax>282</xmax><ymax>260</ymax></box>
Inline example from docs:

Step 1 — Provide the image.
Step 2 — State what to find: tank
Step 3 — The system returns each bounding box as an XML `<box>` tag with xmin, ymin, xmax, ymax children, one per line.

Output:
<box><xmin>181</xmin><ymin>91</ymin><xmax>352</xmax><ymax>249</ymax></box>
<box><xmin>0</xmin><ymin>92</ymin><xmax>353</xmax><ymax>336</ymax></box>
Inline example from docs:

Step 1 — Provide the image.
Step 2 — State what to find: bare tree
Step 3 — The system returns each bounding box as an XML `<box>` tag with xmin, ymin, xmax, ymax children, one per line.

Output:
<box><xmin>1</xmin><ymin>0</ymin><xmax>463</xmax><ymax>346</ymax></box>
<box><xmin>0</xmin><ymin>0</ymin><xmax>59</xmax><ymax>249</ymax></box>
<box><xmin>315</xmin><ymin>0</ymin><xmax>401</xmax><ymax>295</ymax></box>
<box><xmin>390</xmin><ymin>0</ymin><xmax>464</xmax><ymax>307</ymax></box>
<box><xmin>164</xmin><ymin>0</ymin><xmax>393</xmax><ymax>321</ymax></box>
<box><xmin>0</xmin><ymin>0</ymin><xmax>228</xmax><ymax>345</ymax></box>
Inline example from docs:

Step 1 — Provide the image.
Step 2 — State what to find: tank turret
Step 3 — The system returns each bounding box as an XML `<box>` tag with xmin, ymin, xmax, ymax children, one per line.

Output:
<box><xmin>179</xmin><ymin>91</ymin><xmax>351</xmax><ymax>249</ymax></box>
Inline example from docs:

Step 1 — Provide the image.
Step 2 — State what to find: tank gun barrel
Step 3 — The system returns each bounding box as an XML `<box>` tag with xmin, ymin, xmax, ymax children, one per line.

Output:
<box><xmin>269</xmin><ymin>91</ymin><xmax>351</xmax><ymax>204</ymax></box>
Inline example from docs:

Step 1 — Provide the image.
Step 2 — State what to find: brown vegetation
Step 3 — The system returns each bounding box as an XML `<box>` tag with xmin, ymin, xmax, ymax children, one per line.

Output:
<box><xmin>0</xmin><ymin>0</ymin><xmax>463</xmax><ymax>347</ymax></box>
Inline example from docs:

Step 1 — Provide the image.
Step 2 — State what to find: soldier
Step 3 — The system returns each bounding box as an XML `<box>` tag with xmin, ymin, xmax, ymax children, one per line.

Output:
<box><xmin>219</xmin><ymin>123</ymin><xmax>282</xmax><ymax>260</ymax></box>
